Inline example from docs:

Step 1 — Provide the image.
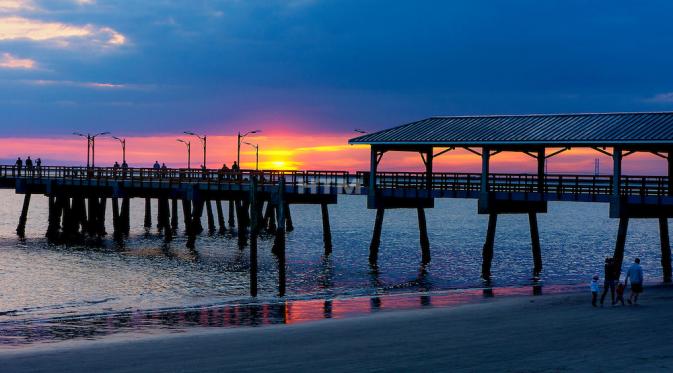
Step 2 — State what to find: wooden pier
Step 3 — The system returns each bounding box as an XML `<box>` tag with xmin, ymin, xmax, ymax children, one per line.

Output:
<box><xmin>3</xmin><ymin>112</ymin><xmax>673</xmax><ymax>295</ymax></box>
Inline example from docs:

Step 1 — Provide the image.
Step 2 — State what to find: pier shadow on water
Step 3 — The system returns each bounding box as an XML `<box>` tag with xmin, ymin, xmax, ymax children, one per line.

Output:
<box><xmin>0</xmin><ymin>284</ymin><xmax>580</xmax><ymax>348</ymax></box>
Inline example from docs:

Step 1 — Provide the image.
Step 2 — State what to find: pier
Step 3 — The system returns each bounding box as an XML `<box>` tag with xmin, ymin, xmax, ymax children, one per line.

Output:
<box><xmin>3</xmin><ymin>112</ymin><xmax>673</xmax><ymax>295</ymax></box>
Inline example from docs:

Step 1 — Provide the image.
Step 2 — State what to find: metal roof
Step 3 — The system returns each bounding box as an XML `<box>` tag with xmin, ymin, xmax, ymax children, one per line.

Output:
<box><xmin>348</xmin><ymin>112</ymin><xmax>673</xmax><ymax>147</ymax></box>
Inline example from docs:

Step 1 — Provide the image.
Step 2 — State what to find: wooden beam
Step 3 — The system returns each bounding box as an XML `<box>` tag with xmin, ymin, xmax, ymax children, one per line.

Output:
<box><xmin>545</xmin><ymin>147</ymin><xmax>570</xmax><ymax>159</ymax></box>
<box><xmin>591</xmin><ymin>147</ymin><xmax>612</xmax><ymax>157</ymax></box>
<box><xmin>463</xmin><ymin>147</ymin><xmax>482</xmax><ymax>156</ymax></box>
<box><xmin>433</xmin><ymin>147</ymin><xmax>455</xmax><ymax>158</ymax></box>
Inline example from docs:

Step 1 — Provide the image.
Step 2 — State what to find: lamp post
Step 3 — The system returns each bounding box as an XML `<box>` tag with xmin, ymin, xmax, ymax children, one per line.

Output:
<box><xmin>243</xmin><ymin>141</ymin><xmax>259</xmax><ymax>170</ymax></box>
<box><xmin>73</xmin><ymin>132</ymin><xmax>91</xmax><ymax>167</ymax></box>
<box><xmin>237</xmin><ymin>130</ymin><xmax>261</xmax><ymax>167</ymax></box>
<box><xmin>111</xmin><ymin>136</ymin><xmax>126</xmax><ymax>164</ymax></box>
<box><xmin>73</xmin><ymin>132</ymin><xmax>109</xmax><ymax>167</ymax></box>
<box><xmin>177</xmin><ymin>139</ymin><xmax>191</xmax><ymax>169</ymax></box>
<box><xmin>184</xmin><ymin>131</ymin><xmax>206</xmax><ymax>169</ymax></box>
<box><xmin>90</xmin><ymin>132</ymin><xmax>110</xmax><ymax>168</ymax></box>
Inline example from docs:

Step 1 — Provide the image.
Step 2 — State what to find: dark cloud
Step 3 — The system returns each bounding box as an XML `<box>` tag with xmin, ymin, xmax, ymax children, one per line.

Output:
<box><xmin>2</xmin><ymin>0</ymin><xmax>673</xmax><ymax>136</ymax></box>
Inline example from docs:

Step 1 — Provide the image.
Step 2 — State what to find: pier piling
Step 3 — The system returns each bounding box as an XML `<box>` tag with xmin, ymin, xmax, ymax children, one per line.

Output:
<box><xmin>660</xmin><ymin>217</ymin><xmax>672</xmax><ymax>283</ymax></box>
<box><xmin>613</xmin><ymin>217</ymin><xmax>629</xmax><ymax>273</ymax></box>
<box><xmin>285</xmin><ymin>203</ymin><xmax>294</xmax><ymax>232</ymax></box>
<box><xmin>216</xmin><ymin>200</ymin><xmax>225</xmax><ymax>233</ymax></box>
<box><xmin>417</xmin><ymin>207</ymin><xmax>430</xmax><ymax>264</ymax></box>
<box><xmin>16</xmin><ymin>193</ymin><xmax>31</xmax><ymax>237</ymax></box>
<box><xmin>121</xmin><ymin>197</ymin><xmax>130</xmax><ymax>236</ymax></box>
<box><xmin>276</xmin><ymin>179</ymin><xmax>287</xmax><ymax>296</ymax></box>
<box><xmin>206</xmin><ymin>200</ymin><xmax>215</xmax><ymax>233</ymax></box>
<box><xmin>97</xmin><ymin>197</ymin><xmax>107</xmax><ymax>236</ymax></box>
<box><xmin>481</xmin><ymin>213</ymin><xmax>498</xmax><ymax>279</ymax></box>
<box><xmin>228</xmin><ymin>200</ymin><xmax>235</xmax><ymax>228</ymax></box>
<box><xmin>529</xmin><ymin>212</ymin><xmax>542</xmax><ymax>277</ymax></box>
<box><xmin>171</xmin><ymin>199</ymin><xmax>179</xmax><ymax>232</ymax></box>
<box><xmin>112</xmin><ymin>197</ymin><xmax>121</xmax><ymax>240</ymax></box>
<box><xmin>321</xmin><ymin>203</ymin><xmax>332</xmax><ymax>256</ymax></box>
<box><xmin>249</xmin><ymin>177</ymin><xmax>259</xmax><ymax>297</ymax></box>
<box><xmin>182</xmin><ymin>199</ymin><xmax>191</xmax><ymax>232</ymax></box>
<box><xmin>144</xmin><ymin>198</ymin><xmax>152</xmax><ymax>229</ymax></box>
<box><xmin>369</xmin><ymin>207</ymin><xmax>385</xmax><ymax>265</ymax></box>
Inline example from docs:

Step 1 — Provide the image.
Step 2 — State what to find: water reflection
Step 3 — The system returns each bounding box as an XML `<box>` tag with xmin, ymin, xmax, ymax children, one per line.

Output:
<box><xmin>0</xmin><ymin>284</ymin><xmax>581</xmax><ymax>348</ymax></box>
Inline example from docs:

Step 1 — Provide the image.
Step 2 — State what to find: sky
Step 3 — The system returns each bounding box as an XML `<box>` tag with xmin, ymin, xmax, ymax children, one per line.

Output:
<box><xmin>1</xmin><ymin>0</ymin><xmax>673</xmax><ymax>172</ymax></box>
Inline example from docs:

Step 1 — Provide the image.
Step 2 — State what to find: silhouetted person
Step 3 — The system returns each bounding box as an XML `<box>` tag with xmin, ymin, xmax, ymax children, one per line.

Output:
<box><xmin>231</xmin><ymin>161</ymin><xmax>240</xmax><ymax>180</ymax></box>
<box><xmin>15</xmin><ymin>157</ymin><xmax>22</xmax><ymax>176</ymax></box>
<box><xmin>161</xmin><ymin>162</ymin><xmax>168</xmax><ymax>177</ymax></box>
<box><xmin>625</xmin><ymin>258</ymin><xmax>644</xmax><ymax>305</ymax></box>
<box><xmin>121</xmin><ymin>160</ymin><xmax>128</xmax><ymax>178</ymax></box>
<box><xmin>25</xmin><ymin>156</ymin><xmax>33</xmax><ymax>176</ymax></box>
<box><xmin>113</xmin><ymin>161</ymin><xmax>120</xmax><ymax>178</ymax></box>
<box><xmin>35</xmin><ymin>157</ymin><xmax>42</xmax><ymax>176</ymax></box>
<box><xmin>600</xmin><ymin>257</ymin><xmax>619</xmax><ymax>306</ymax></box>
<box><xmin>153</xmin><ymin>161</ymin><xmax>160</xmax><ymax>170</ymax></box>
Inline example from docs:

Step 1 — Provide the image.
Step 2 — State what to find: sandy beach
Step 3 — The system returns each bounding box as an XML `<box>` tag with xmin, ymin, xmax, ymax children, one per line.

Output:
<box><xmin>2</xmin><ymin>286</ymin><xmax>672</xmax><ymax>372</ymax></box>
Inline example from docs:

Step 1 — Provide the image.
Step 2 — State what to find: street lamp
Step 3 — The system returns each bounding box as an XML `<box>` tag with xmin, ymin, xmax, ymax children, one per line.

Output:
<box><xmin>354</xmin><ymin>129</ymin><xmax>367</xmax><ymax>134</ymax></box>
<box><xmin>111</xmin><ymin>136</ymin><xmax>126</xmax><ymax>164</ymax></box>
<box><xmin>238</xmin><ymin>129</ymin><xmax>261</xmax><ymax>167</ymax></box>
<box><xmin>73</xmin><ymin>131</ymin><xmax>109</xmax><ymax>167</ymax></box>
<box><xmin>243</xmin><ymin>141</ymin><xmax>259</xmax><ymax>171</ymax></box>
<box><xmin>184</xmin><ymin>131</ymin><xmax>206</xmax><ymax>169</ymax></box>
<box><xmin>177</xmin><ymin>139</ymin><xmax>191</xmax><ymax>169</ymax></box>
<box><xmin>73</xmin><ymin>132</ymin><xmax>91</xmax><ymax>167</ymax></box>
<box><xmin>90</xmin><ymin>132</ymin><xmax>110</xmax><ymax>168</ymax></box>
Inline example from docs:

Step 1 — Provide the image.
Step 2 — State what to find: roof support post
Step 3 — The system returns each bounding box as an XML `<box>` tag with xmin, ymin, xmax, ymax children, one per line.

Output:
<box><xmin>368</xmin><ymin>146</ymin><xmax>378</xmax><ymax>204</ymax></box>
<box><xmin>424</xmin><ymin>148</ymin><xmax>433</xmax><ymax>193</ymax></box>
<box><xmin>613</xmin><ymin>146</ymin><xmax>622</xmax><ymax>197</ymax></box>
<box><xmin>481</xmin><ymin>146</ymin><xmax>490</xmax><ymax>193</ymax></box>
<box><xmin>537</xmin><ymin>148</ymin><xmax>545</xmax><ymax>194</ymax></box>
<box><xmin>668</xmin><ymin>149</ymin><xmax>673</xmax><ymax>196</ymax></box>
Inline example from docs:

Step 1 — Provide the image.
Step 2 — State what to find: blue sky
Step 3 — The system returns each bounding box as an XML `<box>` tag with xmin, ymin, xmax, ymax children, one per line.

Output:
<box><xmin>2</xmin><ymin>0</ymin><xmax>673</xmax><ymax>137</ymax></box>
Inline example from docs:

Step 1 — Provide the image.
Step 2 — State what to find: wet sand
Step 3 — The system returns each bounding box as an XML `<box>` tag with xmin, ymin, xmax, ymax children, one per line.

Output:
<box><xmin>2</xmin><ymin>286</ymin><xmax>673</xmax><ymax>372</ymax></box>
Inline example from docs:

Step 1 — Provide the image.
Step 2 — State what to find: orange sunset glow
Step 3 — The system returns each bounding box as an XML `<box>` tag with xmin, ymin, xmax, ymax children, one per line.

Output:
<box><xmin>0</xmin><ymin>134</ymin><xmax>667</xmax><ymax>175</ymax></box>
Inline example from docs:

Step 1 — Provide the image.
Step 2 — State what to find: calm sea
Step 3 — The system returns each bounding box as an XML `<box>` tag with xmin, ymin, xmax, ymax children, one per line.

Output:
<box><xmin>0</xmin><ymin>189</ymin><xmax>666</xmax><ymax>344</ymax></box>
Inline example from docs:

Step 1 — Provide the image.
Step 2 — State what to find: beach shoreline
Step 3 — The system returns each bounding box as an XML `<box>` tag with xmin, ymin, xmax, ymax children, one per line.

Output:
<box><xmin>2</xmin><ymin>284</ymin><xmax>672</xmax><ymax>372</ymax></box>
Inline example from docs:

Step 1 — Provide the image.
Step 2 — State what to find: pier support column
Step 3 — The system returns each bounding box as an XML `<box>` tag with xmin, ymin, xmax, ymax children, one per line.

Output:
<box><xmin>417</xmin><ymin>207</ymin><xmax>430</xmax><ymax>264</ymax></box>
<box><xmin>321</xmin><ymin>203</ymin><xmax>332</xmax><ymax>256</ymax></box>
<box><xmin>613</xmin><ymin>217</ymin><xmax>629</xmax><ymax>274</ymax></box>
<box><xmin>46</xmin><ymin>196</ymin><xmax>61</xmax><ymax>241</ymax></box>
<box><xmin>97</xmin><ymin>197</ymin><xmax>107</xmax><ymax>236</ymax></box>
<box><xmin>216</xmin><ymin>200</ymin><xmax>225</xmax><ymax>233</ymax></box>
<box><xmin>205</xmin><ymin>200</ymin><xmax>215</xmax><ymax>234</ymax></box>
<box><xmin>275</xmin><ymin>178</ymin><xmax>287</xmax><ymax>297</ymax></box>
<box><xmin>659</xmin><ymin>217</ymin><xmax>672</xmax><ymax>283</ymax></box>
<box><xmin>144</xmin><ymin>198</ymin><xmax>152</xmax><ymax>229</ymax></box>
<box><xmin>16</xmin><ymin>193</ymin><xmax>31</xmax><ymax>237</ymax></box>
<box><xmin>112</xmin><ymin>198</ymin><xmax>121</xmax><ymax>240</ymax></box>
<box><xmin>285</xmin><ymin>203</ymin><xmax>294</xmax><ymax>232</ymax></box>
<box><xmin>121</xmin><ymin>197</ymin><xmax>130</xmax><ymax>236</ymax></box>
<box><xmin>265</xmin><ymin>203</ymin><xmax>276</xmax><ymax>233</ymax></box>
<box><xmin>228</xmin><ymin>200</ymin><xmax>235</xmax><ymax>228</ymax></box>
<box><xmin>171</xmin><ymin>199</ymin><xmax>179</xmax><ymax>232</ymax></box>
<box><xmin>160</xmin><ymin>198</ymin><xmax>172</xmax><ymax>240</ymax></box>
<box><xmin>529</xmin><ymin>212</ymin><xmax>542</xmax><ymax>277</ymax></box>
<box><xmin>369</xmin><ymin>207</ymin><xmax>385</xmax><ymax>265</ymax></box>
<box><xmin>186</xmin><ymin>198</ymin><xmax>204</xmax><ymax>249</ymax></box>
<box><xmin>87</xmin><ymin>197</ymin><xmax>98</xmax><ymax>236</ymax></box>
<box><xmin>481</xmin><ymin>213</ymin><xmax>498</xmax><ymax>279</ymax></box>
<box><xmin>182</xmin><ymin>199</ymin><xmax>192</xmax><ymax>232</ymax></box>
<box><xmin>249</xmin><ymin>177</ymin><xmax>259</xmax><ymax>297</ymax></box>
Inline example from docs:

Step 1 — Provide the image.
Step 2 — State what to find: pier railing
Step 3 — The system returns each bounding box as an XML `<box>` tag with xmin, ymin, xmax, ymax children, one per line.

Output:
<box><xmin>0</xmin><ymin>165</ymin><xmax>669</xmax><ymax>197</ymax></box>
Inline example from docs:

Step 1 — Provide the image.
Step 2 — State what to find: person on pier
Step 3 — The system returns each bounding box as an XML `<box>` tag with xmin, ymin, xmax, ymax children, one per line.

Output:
<box><xmin>36</xmin><ymin>158</ymin><xmax>42</xmax><ymax>176</ymax></box>
<box><xmin>15</xmin><ymin>157</ymin><xmax>22</xmax><ymax>176</ymax></box>
<box><xmin>25</xmin><ymin>156</ymin><xmax>33</xmax><ymax>176</ymax></box>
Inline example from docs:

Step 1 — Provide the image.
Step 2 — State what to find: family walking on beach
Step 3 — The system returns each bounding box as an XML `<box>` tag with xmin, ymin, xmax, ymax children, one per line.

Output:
<box><xmin>591</xmin><ymin>257</ymin><xmax>644</xmax><ymax>307</ymax></box>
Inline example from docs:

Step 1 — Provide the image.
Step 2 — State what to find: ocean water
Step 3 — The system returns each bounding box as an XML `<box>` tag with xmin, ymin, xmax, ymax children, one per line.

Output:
<box><xmin>0</xmin><ymin>189</ymin><xmax>667</xmax><ymax>342</ymax></box>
